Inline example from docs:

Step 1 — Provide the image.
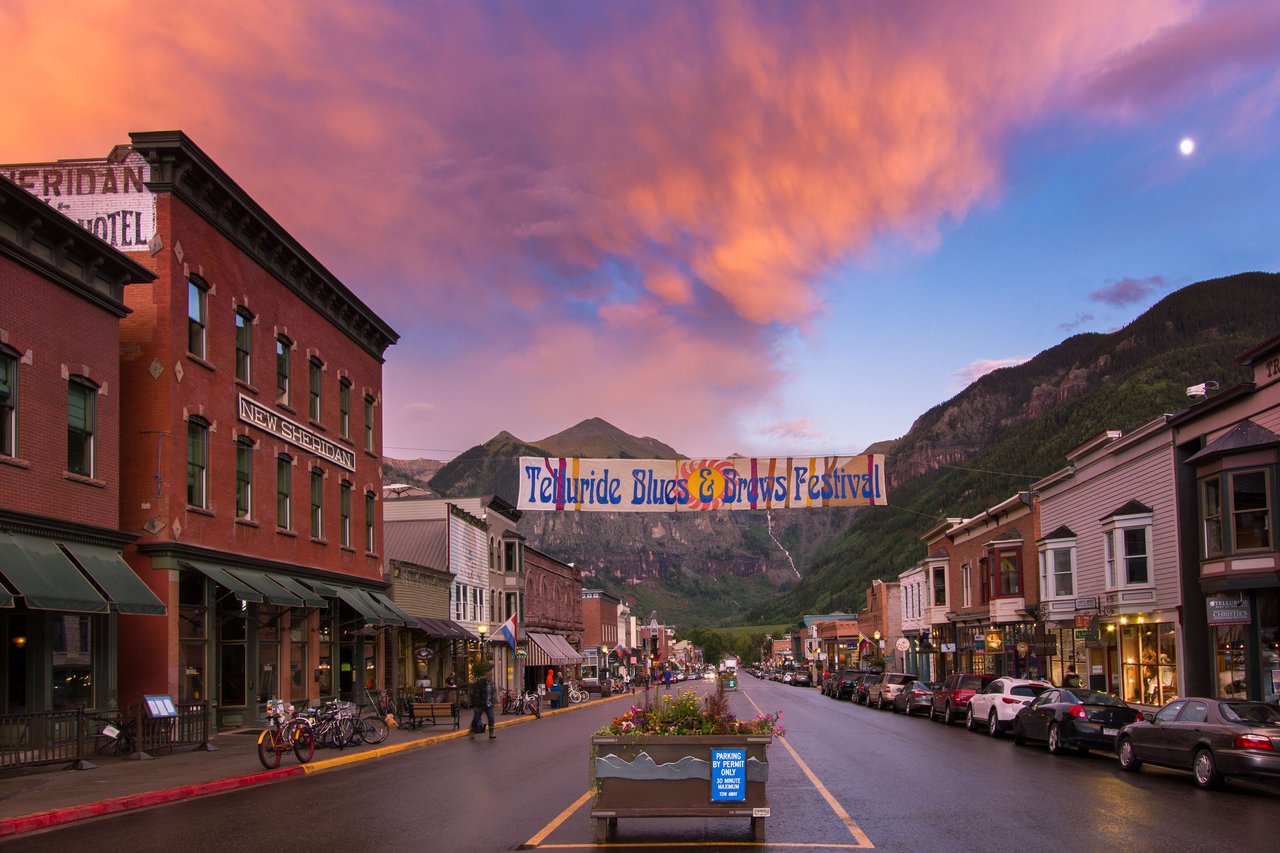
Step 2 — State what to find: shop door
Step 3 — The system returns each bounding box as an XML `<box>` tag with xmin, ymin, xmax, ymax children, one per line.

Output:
<box><xmin>339</xmin><ymin>644</ymin><xmax>355</xmax><ymax>700</ymax></box>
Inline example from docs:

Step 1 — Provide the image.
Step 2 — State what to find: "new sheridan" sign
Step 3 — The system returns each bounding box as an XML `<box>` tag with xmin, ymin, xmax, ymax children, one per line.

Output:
<box><xmin>238</xmin><ymin>394</ymin><xmax>356</xmax><ymax>471</ymax></box>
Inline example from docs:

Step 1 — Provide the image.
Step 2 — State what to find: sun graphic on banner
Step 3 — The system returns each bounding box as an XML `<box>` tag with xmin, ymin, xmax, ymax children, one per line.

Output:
<box><xmin>680</xmin><ymin>459</ymin><xmax>735</xmax><ymax>510</ymax></box>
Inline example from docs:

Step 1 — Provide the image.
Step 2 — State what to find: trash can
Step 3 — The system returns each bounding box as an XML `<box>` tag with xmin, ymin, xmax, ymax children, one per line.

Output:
<box><xmin>549</xmin><ymin>686</ymin><xmax>563</xmax><ymax>709</ymax></box>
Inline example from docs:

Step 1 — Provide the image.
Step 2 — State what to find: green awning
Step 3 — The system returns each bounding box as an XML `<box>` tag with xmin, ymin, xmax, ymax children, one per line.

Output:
<box><xmin>0</xmin><ymin>533</ymin><xmax>109</xmax><ymax>613</ymax></box>
<box><xmin>61</xmin><ymin>542</ymin><xmax>166</xmax><ymax>615</ymax></box>
<box><xmin>0</xmin><ymin>585</ymin><xmax>11</xmax><ymax>608</ymax></box>
<box><xmin>268</xmin><ymin>575</ymin><xmax>326</xmax><ymax>607</ymax></box>
<box><xmin>356</xmin><ymin>588</ymin><xmax>409</xmax><ymax>627</ymax></box>
<box><xmin>228</xmin><ymin>568</ymin><xmax>304</xmax><ymax>607</ymax></box>
<box><xmin>368</xmin><ymin>590</ymin><xmax>415</xmax><ymax>626</ymax></box>
<box><xmin>300</xmin><ymin>577</ymin><xmax>339</xmax><ymax>597</ymax></box>
<box><xmin>182</xmin><ymin>561</ymin><xmax>264</xmax><ymax>603</ymax></box>
<box><xmin>334</xmin><ymin>585</ymin><xmax>385</xmax><ymax>625</ymax></box>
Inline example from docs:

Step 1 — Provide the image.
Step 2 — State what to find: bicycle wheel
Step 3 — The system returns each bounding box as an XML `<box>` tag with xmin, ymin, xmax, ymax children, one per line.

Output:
<box><xmin>257</xmin><ymin>729</ymin><xmax>282</xmax><ymax>770</ymax></box>
<box><xmin>531</xmin><ymin>696</ymin><xmax>541</xmax><ymax>719</ymax></box>
<box><xmin>335</xmin><ymin>715</ymin><xmax>357</xmax><ymax>748</ymax></box>
<box><xmin>290</xmin><ymin>722</ymin><xmax>315</xmax><ymax>763</ymax></box>
<box><xmin>360</xmin><ymin>714</ymin><xmax>389</xmax><ymax>744</ymax></box>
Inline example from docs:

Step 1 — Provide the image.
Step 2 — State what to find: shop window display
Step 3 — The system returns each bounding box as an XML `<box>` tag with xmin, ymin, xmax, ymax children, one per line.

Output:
<box><xmin>1120</xmin><ymin>621</ymin><xmax>1177</xmax><ymax>705</ymax></box>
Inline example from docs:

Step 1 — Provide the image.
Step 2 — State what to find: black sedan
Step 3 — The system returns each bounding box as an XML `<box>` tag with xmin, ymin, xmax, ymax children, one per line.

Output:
<box><xmin>1117</xmin><ymin>697</ymin><xmax>1280</xmax><ymax>789</ymax></box>
<box><xmin>1012</xmin><ymin>687</ymin><xmax>1143</xmax><ymax>754</ymax></box>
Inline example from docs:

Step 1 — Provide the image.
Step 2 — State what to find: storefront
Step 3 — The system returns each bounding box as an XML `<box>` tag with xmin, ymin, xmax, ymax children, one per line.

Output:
<box><xmin>1207</xmin><ymin>591</ymin><xmax>1279</xmax><ymax>703</ymax></box>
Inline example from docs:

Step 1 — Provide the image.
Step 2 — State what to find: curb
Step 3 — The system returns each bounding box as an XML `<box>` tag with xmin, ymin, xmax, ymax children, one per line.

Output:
<box><xmin>0</xmin><ymin>691</ymin><xmax>634</xmax><ymax>837</ymax></box>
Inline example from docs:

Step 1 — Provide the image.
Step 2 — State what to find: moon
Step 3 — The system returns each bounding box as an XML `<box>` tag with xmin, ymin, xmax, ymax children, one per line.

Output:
<box><xmin>1179</xmin><ymin>137</ymin><xmax>1196</xmax><ymax>156</ymax></box>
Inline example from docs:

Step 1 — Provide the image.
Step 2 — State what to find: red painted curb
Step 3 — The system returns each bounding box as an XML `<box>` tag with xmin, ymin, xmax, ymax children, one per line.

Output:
<box><xmin>0</xmin><ymin>765</ymin><xmax>304</xmax><ymax>837</ymax></box>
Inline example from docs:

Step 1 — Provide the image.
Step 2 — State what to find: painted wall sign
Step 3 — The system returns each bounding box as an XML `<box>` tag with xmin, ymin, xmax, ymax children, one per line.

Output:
<box><xmin>517</xmin><ymin>455</ymin><xmax>887</xmax><ymax>512</ymax></box>
<box><xmin>1</xmin><ymin>150</ymin><xmax>157</xmax><ymax>251</ymax></box>
<box><xmin>237</xmin><ymin>393</ymin><xmax>356</xmax><ymax>471</ymax></box>
<box><xmin>710</xmin><ymin>748</ymin><xmax>747</xmax><ymax>802</ymax></box>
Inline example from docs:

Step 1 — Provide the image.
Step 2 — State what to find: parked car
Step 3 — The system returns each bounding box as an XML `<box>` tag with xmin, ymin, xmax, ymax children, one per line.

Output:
<box><xmin>834</xmin><ymin>669</ymin><xmax>864</xmax><ymax>701</ymax></box>
<box><xmin>791</xmin><ymin>670</ymin><xmax>812</xmax><ymax>687</ymax></box>
<box><xmin>965</xmin><ymin>677</ymin><xmax>1051</xmax><ymax>736</ymax></box>
<box><xmin>1012</xmin><ymin>687</ymin><xmax>1142</xmax><ymax>753</ymax></box>
<box><xmin>855</xmin><ymin>672</ymin><xmax>884</xmax><ymax>705</ymax></box>
<box><xmin>867</xmin><ymin>673</ymin><xmax>915</xmax><ymax>710</ymax></box>
<box><xmin>893</xmin><ymin>679</ymin><xmax>940</xmax><ymax>716</ymax></box>
<box><xmin>930</xmin><ymin>673</ymin><xmax>998</xmax><ymax>725</ymax></box>
<box><xmin>1117</xmin><ymin>698</ymin><xmax>1280</xmax><ymax>789</ymax></box>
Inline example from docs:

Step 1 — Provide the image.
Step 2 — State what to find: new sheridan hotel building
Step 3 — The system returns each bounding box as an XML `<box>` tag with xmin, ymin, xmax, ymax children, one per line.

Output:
<box><xmin>3</xmin><ymin>132</ymin><xmax>400</xmax><ymax>727</ymax></box>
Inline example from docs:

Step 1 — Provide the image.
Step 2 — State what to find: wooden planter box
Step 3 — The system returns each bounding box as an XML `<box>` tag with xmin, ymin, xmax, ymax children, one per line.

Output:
<box><xmin>589</xmin><ymin>734</ymin><xmax>772</xmax><ymax>843</ymax></box>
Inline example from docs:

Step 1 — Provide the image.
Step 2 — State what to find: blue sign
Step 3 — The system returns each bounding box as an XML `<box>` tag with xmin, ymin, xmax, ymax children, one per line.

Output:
<box><xmin>710</xmin><ymin>748</ymin><xmax>747</xmax><ymax>802</ymax></box>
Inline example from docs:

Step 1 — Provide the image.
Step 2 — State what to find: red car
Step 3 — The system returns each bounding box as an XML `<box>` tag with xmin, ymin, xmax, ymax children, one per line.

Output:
<box><xmin>930</xmin><ymin>673</ymin><xmax>998</xmax><ymax>725</ymax></box>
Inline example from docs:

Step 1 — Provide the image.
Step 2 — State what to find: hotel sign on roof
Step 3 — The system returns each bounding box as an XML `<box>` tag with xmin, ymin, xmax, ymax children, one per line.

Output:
<box><xmin>238</xmin><ymin>394</ymin><xmax>356</xmax><ymax>471</ymax></box>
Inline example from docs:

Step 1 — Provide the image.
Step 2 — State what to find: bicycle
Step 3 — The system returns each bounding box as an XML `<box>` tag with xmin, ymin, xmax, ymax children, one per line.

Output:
<box><xmin>500</xmin><ymin>688</ymin><xmax>541</xmax><ymax>718</ymax></box>
<box><xmin>566</xmin><ymin>680</ymin><xmax>588</xmax><ymax>704</ymax></box>
<box><xmin>257</xmin><ymin>699</ymin><xmax>314</xmax><ymax>769</ymax></box>
<box><xmin>350</xmin><ymin>708</ymin><xmax>390</xmax><ymax>744</ymax></box>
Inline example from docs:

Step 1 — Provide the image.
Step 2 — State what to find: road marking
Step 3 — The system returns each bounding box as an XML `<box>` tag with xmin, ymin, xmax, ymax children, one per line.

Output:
<box><xmin>534</xmin><ymin>844</ymin><xmax>871</xmax><ymax>849</ymax></box>
<box><xmin>524</xmin><ymin>789</ymin><xmax>594</xmax><ymax>848</ymax></box>
<box><xmin>743</xmin><ymin>691</ymin><xmax>875</xmax><ymax>849</ymax></box>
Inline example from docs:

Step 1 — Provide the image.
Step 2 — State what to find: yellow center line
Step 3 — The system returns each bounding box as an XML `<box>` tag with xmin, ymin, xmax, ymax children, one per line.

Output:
<box><xmin>525</xmin><ymin>788</ymin><xmax>595</xmax><ymax>848</ymax></box>
<box><xmin>742</xmin><ymin>690</ymin><xmax>875</xmax><ymax>849</ymax></box>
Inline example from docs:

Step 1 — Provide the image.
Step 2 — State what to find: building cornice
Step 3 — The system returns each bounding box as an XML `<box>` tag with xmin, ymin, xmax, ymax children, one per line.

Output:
<box><xmin>128</xmin><ymin>131</ymin><xmax>398</xmax><ymax>361</ymax></box>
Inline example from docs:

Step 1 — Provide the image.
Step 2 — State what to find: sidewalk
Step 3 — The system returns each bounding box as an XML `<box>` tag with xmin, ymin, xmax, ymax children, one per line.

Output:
<box><xmin>0</xmin><ymin>693</ymin><xmax>629</xmax><ymax>839</ymax></box>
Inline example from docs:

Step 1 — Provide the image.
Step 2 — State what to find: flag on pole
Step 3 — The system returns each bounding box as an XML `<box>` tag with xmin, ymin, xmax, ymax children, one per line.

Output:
<box><xmin>613</xmin><ymin>643</ymin><xmax>627</xmax><ymax>661</ymax></box>
<box><xmin>495</xmin><ymin>614</ymin><xmax>518</xmax><ymax>652</ymax></box>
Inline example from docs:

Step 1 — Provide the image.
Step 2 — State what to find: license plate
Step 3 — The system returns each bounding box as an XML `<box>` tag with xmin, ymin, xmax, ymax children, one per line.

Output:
<box><xmin>1102</xmin><ymin>727</ymin><xmax>1118</xmax><ymax>736</ymax></box>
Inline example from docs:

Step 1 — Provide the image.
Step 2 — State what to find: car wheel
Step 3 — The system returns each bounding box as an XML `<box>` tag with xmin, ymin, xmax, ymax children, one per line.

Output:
<box><xmin>877</xmin><ymin>695</ymin><xmax>885</xmax><ymax>710</ymax></box>
<box><xmin>944</xmin><ymin>703</ymin><xmax>955</xmax><ymax>726</ymax></box>
<box><xmin>1117</xmin><ymin>737</ymin><xmax>1142</xmax><ymax>772</ymax></box>
<box><xmin>1048</xmin><ymin>722</ymin><xmax>1067</xmax><ymax>755</ymax></box>
<box><xmin>965</xmin><ymin>706</ymin><xmax>979</xmax><ymax>731</ymax></box>
<box><xmin>988</xmin><ymin>711</ymin><xmax>1001</xmax><ymax>738</ymax></box>
<box><xmin>1193</xmin><ymin>748</ymin><xmax>1223</xmax><ymax>790</ymax></box>
<box><xmin>1012</xmin><ymin>719</ymin><xmax>1026</xmax><ymax>746</ymax></box>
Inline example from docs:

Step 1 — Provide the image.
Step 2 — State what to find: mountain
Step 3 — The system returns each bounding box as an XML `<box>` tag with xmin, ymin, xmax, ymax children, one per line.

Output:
<box><xmin>388</xmin><ymin>271</ymin><xmax>1280</xmax><ymax>628</ymax></box>
<box><xmin>746</xmin><ymin>271</ymin><xmax>1280</xmax><ymax>621</ymax></box>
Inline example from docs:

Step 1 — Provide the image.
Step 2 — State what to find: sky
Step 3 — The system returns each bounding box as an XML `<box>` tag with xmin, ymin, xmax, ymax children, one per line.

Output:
<box><xmin>5</xmin><ymin>0</ymin><xmax>1280</xmax><ymax>462</ymax></box>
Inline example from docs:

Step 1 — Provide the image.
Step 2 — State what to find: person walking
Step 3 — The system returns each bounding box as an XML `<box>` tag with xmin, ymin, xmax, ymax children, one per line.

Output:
<box><xmin>623</xmin><ymin>669</ymin><xmax>633</xmax><ymax>694</ymax></box>
<box><xmin>1063</xmin><ymin>665</ymin><xmax>1083</xmax><ymax>688</ymax></box>
<box><xmin>661</xmin><ymin>667</ymin><xmax>673</xmax><ymax>690</ymax></box>
<box><xmin>469</xmin><ymin>662</ymin><xmax>496</xmax><ymax>740</ymax></box>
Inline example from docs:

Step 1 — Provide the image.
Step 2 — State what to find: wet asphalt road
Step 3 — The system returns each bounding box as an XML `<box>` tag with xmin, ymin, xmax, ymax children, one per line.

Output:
<box><xmin>5</xmin><ymin>676</ymin><xmax>1276</xmax><ymax>852</ymax></box>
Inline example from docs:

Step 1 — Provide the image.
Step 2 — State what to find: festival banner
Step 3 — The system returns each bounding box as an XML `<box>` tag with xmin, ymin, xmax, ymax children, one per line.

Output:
<box><xmin>516</xmin><ymin>455</ymin><xmax>887</xmax><ymax>512</ymax></box>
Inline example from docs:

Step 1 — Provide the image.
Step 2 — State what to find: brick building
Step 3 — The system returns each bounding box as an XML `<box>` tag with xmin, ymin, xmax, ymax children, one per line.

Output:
<box><xmin>1</xmin><ymin>174</ymin><xmax>163</xmax><ymax>714</ymax></box>
<box><xmin>5</xmin><ymin>132</ymin><xmax>399</xmax><ymax>726</ymax></box>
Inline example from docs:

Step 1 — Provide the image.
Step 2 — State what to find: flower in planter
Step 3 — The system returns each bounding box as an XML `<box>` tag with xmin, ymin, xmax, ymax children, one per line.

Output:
<box><xmin>594</xmin><ymin>685</ymin><xmax>784</xmax><ymax>738</ymax></box>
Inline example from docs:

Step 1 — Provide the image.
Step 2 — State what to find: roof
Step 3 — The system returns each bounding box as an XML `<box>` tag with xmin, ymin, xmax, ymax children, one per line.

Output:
<box><xmin>384</xmin><ymin>519</ymin><xmax>448</xmax><ymax>571</ymax></box>
<box><xmin>1185</xmin><ymin>419</ymin><xmax>1280</xmax><ymax>465</ymax></box>
<box><xmin>1101</xmin><ymin>499</ymin><xmax>1153</xmax><ymax>521</ymax></box>
<box><xmin>1040</xmin><ymin>525</ymin><xmax>1077</xmax><ymax>542</ymax></box>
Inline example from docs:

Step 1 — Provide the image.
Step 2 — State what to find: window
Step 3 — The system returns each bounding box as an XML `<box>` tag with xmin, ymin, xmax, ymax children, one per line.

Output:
<box><xmin>235</xmin><ymin>308</ymin><xmax>253</xmax><ymax>384</ymax></box>
<box><xmin>310</xmin><ymin>468</ymin><xmax>324</xmax><ymax>539</ymax></box>
<box><xmin>1230</xmin><ymin>470</ymin><xmax>1271</xmax><ymax>551</ymax></box>
<box><xmin>978</xmin><ymin>557</ymin><xmax>990</xmax><ymax>604</ymax></box>
<box><xmin>1121</xmin><ymin>528</ymin><xmax>1149</xmax><ymax>585</ymax></box>
<box><xmin>363</xmin><ymin>394</ymin><xmax>375</xmax><ymax>452</ymax></box>
<box><xmin>339</xmin><ymin>379</ymin><xmax>351</xmax><ymax>439</ymax></box>
<box><xmin>0</xmin><ymin>346</ymin><xmax>17</xmax><ymax>457</ymax></box>
<box><xmin>309</xmin><ymin>358</ymin><xmax>323</xmax><ymax>422</ymax></box>
<box><xmin>67</xmin><ymin>377</ymin><xmax>96</xmax><ymax>476</ymax></box>
<box><xmin>187</xmin><ymin>417</ymin><xmax>209</xmax><ymax>508</ymax></box>
<box><xmin>339</xmin><ymin>481</ymin><xmax>352</xmax><ymax>547</ymax></box>
<box><xmin>187</xmin><ymin>278</ymin><xmax>207</xmax><ymax>359</ymax></box>
<box><xmin>275</xmin><ymin>336</ymin><xmax>291</xmax><ymax>405</ymax></box>
<box><xmin>1202</xmin><ymin>478</ymin><xmax>1223</xmax><ymax>557</ymax></box>
<box><xmin>1039</xmin><ymin>544</ymin><xmax>1075</xmax><ymax>598</ymax></box>
<box><xmin>996</xmin><ymin>549</ymin><xmax>1020</xmax><ymax>596</ymax></box>
<box><xmin>235</xmin><ymin>438</ymin><xmax>253</xmax><ymax>519</ymax></box>
<box><xmin>932</xmin><ymin>565</ymin><xmax>946</xmax><ymax>606</ymax></box>
<box><xmin>961</xmin><ymin>564</ymin><xmax>972</xmax><ymax>608</ymax></box>
<box><xmin>1105</xmin><ymin>508</ymin><xmax>1153</xmax><ymax>589</ymax></box>
<box><xmin>365</xmin><ymin>490</ymin><xmax>376</xmax><ymax>552</ymax></box>
<box><xmin>276</xmin><ymin>455</ymin><xmax>292</xmax><ymax>530</ymax></box>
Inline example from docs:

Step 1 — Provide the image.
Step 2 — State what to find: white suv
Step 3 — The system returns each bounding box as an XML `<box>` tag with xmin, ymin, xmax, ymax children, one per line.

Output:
<box><xmin>966</xmin><ymin>677</ymin><xmax>1051</xmax><ymax>737</ymax></box>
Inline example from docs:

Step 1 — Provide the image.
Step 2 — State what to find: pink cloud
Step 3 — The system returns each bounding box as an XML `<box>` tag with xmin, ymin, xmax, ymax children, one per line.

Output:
<box><xmin>1090</xmin><ymin>276</ymin><xmax>1167</xmax><ymax>306</ymax></box>
<box><xmin>951</xmin><ymin>357</ymin><xmax>1030</xmax><ymax>390</ymax></box>
<box><xmin>2</xmin><ymin>0</ymin><xmax>1201</xmax><ymax>456</ymax></box>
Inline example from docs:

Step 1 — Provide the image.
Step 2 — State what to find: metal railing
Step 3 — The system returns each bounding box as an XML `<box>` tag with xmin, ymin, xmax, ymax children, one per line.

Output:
<box><xmin>0</xmin><ymin>702</ymin><xmax>213</xmax><ymax>772</ymax></box>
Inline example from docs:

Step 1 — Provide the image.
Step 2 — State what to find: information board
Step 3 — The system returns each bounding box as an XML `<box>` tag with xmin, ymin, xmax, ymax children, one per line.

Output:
<box><xmin>710</xmin><ymin>748</ymin><xmax>747</xmax><ymax>802</ymax></box>
<box><xmin>143</xmin><ymin>694</ymin><xmax>178</xmax><ymax>718</ymax></box>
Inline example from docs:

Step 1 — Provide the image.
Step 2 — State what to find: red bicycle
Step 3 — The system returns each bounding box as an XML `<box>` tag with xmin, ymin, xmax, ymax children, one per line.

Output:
<box><xmin>257</xmin><ymin>699</ymin><xmax>315</xmax><ymax>769</ymax></box>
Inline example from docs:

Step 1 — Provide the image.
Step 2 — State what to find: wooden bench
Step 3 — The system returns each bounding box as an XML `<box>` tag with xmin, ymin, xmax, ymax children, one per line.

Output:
<box><xmin>407</xmin><ymin>701</ymin><xmax>458</xmax><ymax>729</ymax></box>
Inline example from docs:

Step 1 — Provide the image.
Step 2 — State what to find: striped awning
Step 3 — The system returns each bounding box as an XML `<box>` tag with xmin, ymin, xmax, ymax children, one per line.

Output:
<box><xmin>526</xmin><ymin>632</ymin><xmax>583</xmax><ymax>666</ymax></box>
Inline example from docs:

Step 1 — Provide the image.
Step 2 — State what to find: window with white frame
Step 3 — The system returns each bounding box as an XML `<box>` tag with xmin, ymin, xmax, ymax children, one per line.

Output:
<box><xmin>932</xmin><ymin>564</ymin><xmax>947</xmax><ymax>607</ymax></box>
<box><xmin>1039</xmin><ymin>537</ymin><xmax>1076</xmax><ymax>599</ymax></box>
<box><xmin>961</xmin><ymin>564</ymin><xmax>972</xmax><ymax>607</ymax></box>
<box><xmin>1104</xmin><ymin>511</ymin><xmax>1153</xmax><ymax>589</ymax></box>
<box><xmin>187</xmin><ymin>278</ymin><xmax>208</xmax><ymax>359</ymax></box>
